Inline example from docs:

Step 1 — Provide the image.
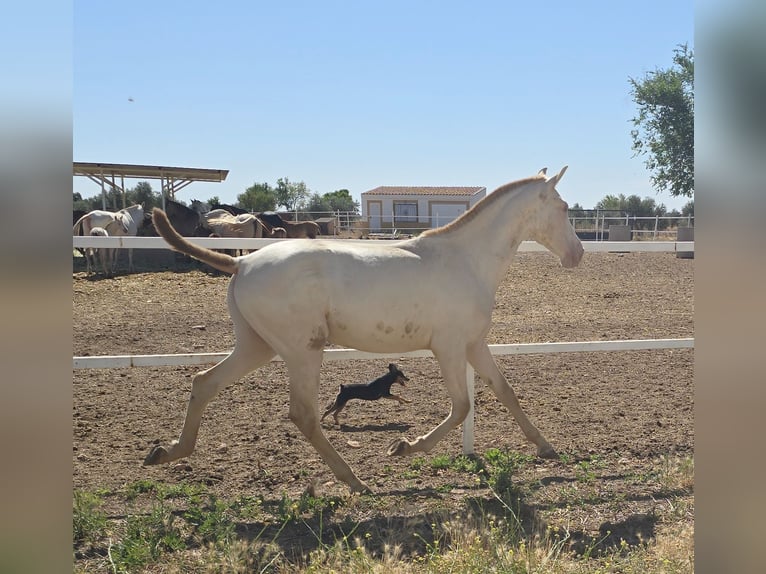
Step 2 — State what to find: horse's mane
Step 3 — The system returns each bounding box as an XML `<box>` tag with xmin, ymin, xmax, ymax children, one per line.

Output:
<box><xmin>421</xmin><ymin>174</ymin><xmax>544</xmax><ymax>237</ymax></box>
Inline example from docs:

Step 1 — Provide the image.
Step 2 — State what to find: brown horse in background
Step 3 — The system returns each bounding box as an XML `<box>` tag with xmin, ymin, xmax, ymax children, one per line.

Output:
<box><xmin>257</xmin><ymin>211</ymin><xmax>320</xmax><ymax>238</ymax></box>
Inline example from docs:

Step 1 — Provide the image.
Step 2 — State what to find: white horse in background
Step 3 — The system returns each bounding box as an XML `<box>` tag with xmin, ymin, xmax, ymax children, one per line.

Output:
<box><xmin>145</xmin><ymin>167</ymin><xmax>584</xmax><ymax>494</ymax></box>
<box><xmin>73</xmin><ymin>204</ymin><xmax>144</xmax><ymax>272</ymax></box>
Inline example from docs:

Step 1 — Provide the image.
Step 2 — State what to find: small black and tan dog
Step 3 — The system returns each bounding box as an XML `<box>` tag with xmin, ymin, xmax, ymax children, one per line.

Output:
<box><xmin>321</xmin><ymin>363</ymin><xmax>411</xmax><ymax>425</ymax></box>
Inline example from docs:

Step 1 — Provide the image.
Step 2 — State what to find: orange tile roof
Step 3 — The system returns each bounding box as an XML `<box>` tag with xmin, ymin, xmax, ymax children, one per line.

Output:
<box><xmin>362</xmin><ymin>186</ymin><xmax>485</xmax><ymax>197</ymax></box>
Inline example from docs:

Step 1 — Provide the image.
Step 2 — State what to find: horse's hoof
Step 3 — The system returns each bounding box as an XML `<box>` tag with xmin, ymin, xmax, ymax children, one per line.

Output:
<box><xmin>537</xmin><ymin>445</ymin><xmax>558</xmax><ymax>459</ymax></box>
<box><xmin>387</xmin><ymin>438</ymin><xmax>411</xmax><ymax>457</ymax></box>
<box><xmin>143</xmin><ymin>445</ymin><xmax>168</xmax><ymax>466</ymax></box>
<box><xmin>350</xmin><ymin>480</ymin><xmax>374</xmax><ymax>495</ymax></box>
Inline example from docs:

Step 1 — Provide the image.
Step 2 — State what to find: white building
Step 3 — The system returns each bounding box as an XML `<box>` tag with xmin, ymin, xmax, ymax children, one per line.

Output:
<box><xmin>361</xmin><ymin>186</ymin><xmax>486</xmax><ymax>233</ymax></box>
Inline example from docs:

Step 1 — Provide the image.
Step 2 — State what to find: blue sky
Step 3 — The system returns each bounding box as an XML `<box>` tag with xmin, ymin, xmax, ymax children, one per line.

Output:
<box><xmin>73</xmin><ymin>1</ymin><xmax>693</xmax><ymax>211</ymax></box>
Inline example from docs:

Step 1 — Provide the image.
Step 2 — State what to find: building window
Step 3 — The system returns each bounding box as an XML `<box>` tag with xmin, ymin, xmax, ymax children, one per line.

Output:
<box><xmin>394</xmin><ymin>202</ymin><xmax>417</xmax><ymax>223</ymax></box>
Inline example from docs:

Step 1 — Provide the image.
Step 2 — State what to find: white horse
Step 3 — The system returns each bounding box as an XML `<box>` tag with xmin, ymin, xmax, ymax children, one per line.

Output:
<box><xmin>73</xmin><ymin>204</ymin><xmax>144</xmax><ymax>272</ymax></box>
<box><xmin>144</xmin><ymin>167</ymin><xmax>584</xmax><ymax>493</ymax></box>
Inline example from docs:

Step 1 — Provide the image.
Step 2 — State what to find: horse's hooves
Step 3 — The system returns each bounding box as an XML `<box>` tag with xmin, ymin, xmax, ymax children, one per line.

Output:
<box><xmin>387</xmin><ymin>438</ymin><xmax>411</xmax><ymax>457</ymax></box>
<box><xmin>143</xmin><ymin>445</ymin><xmax>168</xmax><ymax>466</ymax></box>
<box><xmin>537</xmin><ymin>445</ymin><xmax>558</xmax><ymax>459</ymax></box>
<box><xmin>350</xmin><ymin>480</ymin><xmax>374</xmax><ymax>495</ymax></box>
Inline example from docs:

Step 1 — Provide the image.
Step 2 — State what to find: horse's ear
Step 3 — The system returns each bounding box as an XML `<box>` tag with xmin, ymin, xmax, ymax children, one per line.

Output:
<box><xmin>546</xmin><ymin>165</ymin><xmax>568</xmax><ymax>186</ymax></box>
<box><xmin>537</xmin><ymin>167</ymin><xmax>548</xmax><ymax>176</ymax></box>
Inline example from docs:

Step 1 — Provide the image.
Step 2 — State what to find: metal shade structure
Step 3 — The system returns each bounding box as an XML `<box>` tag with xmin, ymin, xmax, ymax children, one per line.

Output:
<box><xmin>74</xmin><ymin>162</ymin><xmax>229</xmax><ymax>209</ymax></box>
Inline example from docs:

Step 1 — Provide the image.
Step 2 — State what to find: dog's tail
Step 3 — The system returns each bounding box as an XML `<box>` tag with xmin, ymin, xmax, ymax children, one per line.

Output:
<box><xmin>152</xmin><ymin>208</ymin><xmax>239</xmax><ymax>275</ymax></box>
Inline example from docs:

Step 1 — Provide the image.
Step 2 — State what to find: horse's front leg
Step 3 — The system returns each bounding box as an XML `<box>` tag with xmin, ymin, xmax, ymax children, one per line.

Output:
<box><xmin>387</xmin><ymin>350</ymin><xmax>470</xmax><ymax>456</ymax></box>
<box><xmin>467</xmin><ymin>341</ymin><xmax>557</xmax><ymax>458</ymax></box>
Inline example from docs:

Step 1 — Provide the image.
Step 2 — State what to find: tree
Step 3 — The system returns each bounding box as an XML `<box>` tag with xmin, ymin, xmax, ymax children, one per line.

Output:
<box><xmin>594</xmin><ymin>194</ymin><xmax>625</xmax><ymax>213</ymax></box>
<box><xmin>305</xmin><ymin>193</ymin><xmax>331</xmax><ymax>218</ymax></box>
<box><xmin>629</xmin><ymin>44</ymin><xmax>694</xmax><ymax>197</ymax></box>
<box><xmin>594</xmin><ymin>193</ymin><xmax>668</xmax><ymax>230</ymax></box>
<box><xmin>73</xmin><ymin>192</ymin><xmax>90</xmax><ymax>212</ymax></box>
<box><xmin>323</xmin><ymin>189</ymin><xmax>359</xmax><ymax>213</ymax></box>
<box><xmin>130</xmin><ymin>181</ymin><xmax>159</xmax><ymax>209</ymax></box>
<box><xmin>275</xmin><ymin>177</ymin><xmax>310</xmax><ymax>212</ymax></box>
<box><xmin>238</xmin><ymin>182</ymin><xmax>277</xmax><ymax>212</ymax></box>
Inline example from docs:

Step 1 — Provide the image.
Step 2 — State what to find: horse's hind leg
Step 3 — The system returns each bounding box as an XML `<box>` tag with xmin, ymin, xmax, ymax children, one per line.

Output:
<box><xmin>283</xmin><ymin>350</ymin><xmax>371</xmax><ymax>493</ymax></box>
<box><xmin>144</xmin><ymin>336</ymin><xmax>275</xmax><ymax>466</ymax></box>
<box><xmin>145</xmin><ymin>289</ymin><xmax>276</xmax><ymax>466</ymax></box>
<box><xmin>467</xmin><ymin>341</ymin><xmax>556</xmax><ymax>458</ymax></box>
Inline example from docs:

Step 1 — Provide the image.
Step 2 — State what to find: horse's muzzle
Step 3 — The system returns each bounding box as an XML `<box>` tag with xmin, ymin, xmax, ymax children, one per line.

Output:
<box><xmin>561</xmin><ymin>244</ymin><xmax>584</xmax><ymax>268</ymax></box>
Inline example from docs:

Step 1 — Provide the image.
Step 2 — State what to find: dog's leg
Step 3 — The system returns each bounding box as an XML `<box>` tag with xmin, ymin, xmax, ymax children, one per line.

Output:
<box><xmin>387</xmin><ymin>394</ymin><xmax>412</xmax><ymax>404</ymax></box>
<box><xmin>332</xmin><ymin>403</ymin><xmax>346</xmax><ymax>426</ymax></box>
<box><xmin>321</xmin><ymin>401</ymin><xmax>338</xmax><ymax>422</ymax></box>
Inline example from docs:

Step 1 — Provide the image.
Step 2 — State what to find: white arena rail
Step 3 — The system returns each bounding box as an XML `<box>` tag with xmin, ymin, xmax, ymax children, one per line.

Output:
<box><xmin>73</xmin><ymin>237</ymin><xmax>694</xmax><ymax>453</ymax></box>
<box><xmin>73</xmin><ymin>236</ymin><xmax>695</xmax><ymax>253</ymax></box>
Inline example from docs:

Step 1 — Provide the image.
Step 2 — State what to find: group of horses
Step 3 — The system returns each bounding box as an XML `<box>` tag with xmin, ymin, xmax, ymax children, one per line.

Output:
<box><xmin>73</xmin><ymin>199</ymin><xmax>321</xmax><ymax>277</ymax></box>
<box><xmin>72</xmin><ymin>203</ymin><xmax>145</xmax><ymax>276</ymax></box>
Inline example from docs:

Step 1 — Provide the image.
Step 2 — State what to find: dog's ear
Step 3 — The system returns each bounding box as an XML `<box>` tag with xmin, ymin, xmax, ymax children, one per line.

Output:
<box><xmin>388</xmin><ymin>363</ymin><xmax>397</xmax><ymax>371</ymax></box>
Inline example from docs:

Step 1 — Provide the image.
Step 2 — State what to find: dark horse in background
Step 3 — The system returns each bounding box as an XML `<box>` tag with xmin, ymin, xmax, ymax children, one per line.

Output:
<box><xmin>139</xmin><ymin>198</ymin><xmax>208</xmax><ymax>268</ymax></box>
<box><xmin>141</xmin><ymin>198</ymin><xmax>206</xmax><ymax>237</ymax></box>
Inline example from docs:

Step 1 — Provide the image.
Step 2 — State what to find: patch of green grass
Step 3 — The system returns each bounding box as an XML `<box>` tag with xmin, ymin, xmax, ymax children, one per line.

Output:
<box><xmin>426</xmin><ymin>453</ymin><xmax>487</xmax><ymax>474</ymax></box>
<box><xmin>428</xmin><ymin>453</ymin><xmax>453</xmax><ymax>470</ymax></box>
<box><xmin>74</xmin><ymin>453</ymin><xmax>694</xmax><ymax>574</ymax></box>
<box><xmin>183</xmin><ymin>494</ymin><xmax>236</xmax><ymax>549</ymax></box>
<box><xmin>73</xmin><ymin>490</ymin><xmax>107</xmax><ymax>547</ymax></box>
<box><xmin>123</xmin><ymin>478</ymin><xmax>207</xmax><ymax>502</ymax></box>
<box><xmin>481</xmin><ymin>448</ymin><xmax>533</xmax><ymax>496</ymax></box>
<box><xmin>109</xmin><ymin>502</ymin><xmax>186</xmax><ymax>572</ymax></box>
<box><xmin>123</xmin><ymin>478</ymin><xmax>158</xmax><ymax>501</ymax></box>
<box><xmin>484</xmin><ymin>448</ymin><xmax>534</xmax><ymax>471</ymax></box>
<box><xmin>568</xmin><ymin>454</ymin><xmax>606</xmax><ymax>484</ymax></box>
<box><xmin>230</xmin><ymin>494</ymin><xmax>265</xmax><ymax>521</ymax></box>
<box><xmin>657</xmin><ymin>454</ymin><xmax>694</xmax><ymax>491</ymax></box>
<box><xmin>277</xmin><ymin>491</ymin><xmax>345</xmax><ymax>523</ymax></box>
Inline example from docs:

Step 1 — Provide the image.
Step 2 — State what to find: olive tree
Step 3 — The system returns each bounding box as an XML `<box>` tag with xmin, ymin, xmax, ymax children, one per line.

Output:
<box><xmin>629</xmin><ymin>44</ymin><xmax>694</xmax><ymax>198</ymax></box>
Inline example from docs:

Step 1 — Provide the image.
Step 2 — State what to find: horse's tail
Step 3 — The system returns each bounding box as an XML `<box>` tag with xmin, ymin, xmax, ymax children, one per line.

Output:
<box><xmin>73</xmin><ymin>213</ymin><xmax>88</xmax><ymax>236</ymax></box>
<box><xmin>152</xmin><ymin>208</ymin><xmax>239</xmax><ymax>275</ymax></box>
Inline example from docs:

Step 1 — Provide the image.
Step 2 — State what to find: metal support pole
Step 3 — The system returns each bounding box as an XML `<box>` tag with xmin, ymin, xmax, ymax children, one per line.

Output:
<box><xmin>100</xmin><ymin>169</ymin><xmax>106</xmax><ymax>210</ymax></box>
<box><xmin>462</xmin><ymin>363</ymin><xmax>475</xmax><ymax>455</ymax></box>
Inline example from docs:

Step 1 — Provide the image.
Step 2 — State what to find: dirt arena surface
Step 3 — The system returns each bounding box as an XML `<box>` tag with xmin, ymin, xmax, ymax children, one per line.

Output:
<box><xmin>73</xmin><ymin>250</ymin><xmax>693</xmax><ymax>552</ymax></box>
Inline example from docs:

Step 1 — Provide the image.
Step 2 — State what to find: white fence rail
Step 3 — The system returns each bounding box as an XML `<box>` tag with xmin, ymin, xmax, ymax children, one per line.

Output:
<box><xmin>569</xmin><ymin>214</ymin><xmax>694</xmax><ymax>241</ymax></box>
<box><xmin>73</xmin><ymin>237</ymin><xmax>694</xmax><ymax>453</ymax></box>
<box><xmin>73</xmin><ymin>338</ymin><xmax>694</xmax><ymax>370</ymax></box>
